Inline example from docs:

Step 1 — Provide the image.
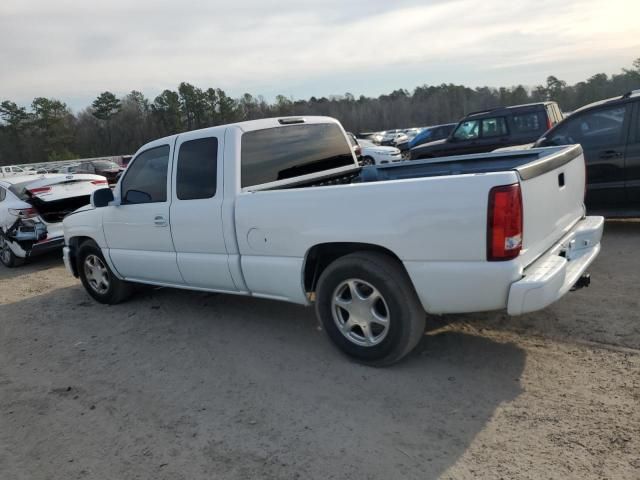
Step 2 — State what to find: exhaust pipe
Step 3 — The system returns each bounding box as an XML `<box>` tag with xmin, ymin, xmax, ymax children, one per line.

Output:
<box><xmin>571</xmin><ymin>273</ymin><xmax>591</xmax><ymax>291</ymax></box>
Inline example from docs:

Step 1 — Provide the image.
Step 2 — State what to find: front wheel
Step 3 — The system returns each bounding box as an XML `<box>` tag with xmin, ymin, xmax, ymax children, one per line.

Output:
<box><xmin>315</xmin><ymin>252</ymin><xmax>426</xmax><ymax>366</ymax></box>
<box><xmin>77</xmin><ymin>241</ymin><xmax>133</xmax><ymax>304</ymax></box>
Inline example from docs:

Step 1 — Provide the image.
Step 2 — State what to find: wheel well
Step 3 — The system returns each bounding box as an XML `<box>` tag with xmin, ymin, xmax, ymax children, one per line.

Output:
<box><xmin>67</xmin><ymin>236</ymin><xmax>94</xmax><ymax>277</ymax></box>
<box><xmin>303</xmin><ymin>242</ymin><xmax>405</xmax><ymax>293</ymax></box>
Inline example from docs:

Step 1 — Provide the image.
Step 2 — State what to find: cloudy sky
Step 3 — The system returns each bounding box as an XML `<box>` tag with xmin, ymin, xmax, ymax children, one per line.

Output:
<box><xmin>1</xmin><ymin>0</ymin><xmax>639</xmax><ymax>111</ymax></box>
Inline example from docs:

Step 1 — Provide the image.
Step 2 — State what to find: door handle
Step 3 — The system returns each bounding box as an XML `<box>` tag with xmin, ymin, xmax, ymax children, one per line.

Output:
<box><xmin>599</xmin><ymin>150</ymin><xmax>622</xmax><ymax>159</ymax></box>
<box><xmin>154</xmin><ymin>215</ymin><xmax>168</xmax><ymax>227</ymax></box>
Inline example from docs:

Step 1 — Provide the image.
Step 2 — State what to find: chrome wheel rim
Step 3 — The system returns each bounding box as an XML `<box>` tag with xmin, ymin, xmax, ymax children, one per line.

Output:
<box><xmin>0</xmin><ymin>236</ymin><xmax>11</xmax><ymax>265</ymax></box>
<box><xmin>331</xmin><ymin>279</ymin><xmax>390</xmax><ymax>347</ymax></box>
<box><xmin>84</xmin><ymin>254</ymin><xmax>110</xmax><ymax>294</ymax></box>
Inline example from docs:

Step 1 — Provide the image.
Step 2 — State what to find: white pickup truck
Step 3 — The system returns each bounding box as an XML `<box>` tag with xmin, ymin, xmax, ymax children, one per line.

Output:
<box><xmin>62</xmin><ymin>116</ymin><xmax>603</xmax><ymax>365</ymax></box>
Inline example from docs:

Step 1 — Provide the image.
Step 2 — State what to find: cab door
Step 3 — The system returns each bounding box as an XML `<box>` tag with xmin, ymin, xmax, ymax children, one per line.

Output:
<box><xmin>625</xmin><ymin>101</ymin><xmax>640</xmax><ymax>205</ymax></box>
<box><xmin>169</xmin><ymin>130</ymin><xmax>237</xmax><ymax>292</ymax></box>
<box><xmin>102</xmin><ymin>142</ymin><xmax>184</xmax><ymax>284</ymax></box>
<box><xmin>542</xmin><ymin>103</ymin><xmax>630</xmax><ymax>208</ymax></box>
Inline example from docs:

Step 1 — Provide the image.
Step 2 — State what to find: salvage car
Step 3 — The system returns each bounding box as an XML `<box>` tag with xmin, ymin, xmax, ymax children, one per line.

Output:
<box><xmin>63</xmin><ymin>116</ymin><xmax>603</xmax><ymax>365</ymax></box>
<box><xmin>0</xmin><ymin>174</ymin><xmax>108</xmax><ymax>266</ymax></box>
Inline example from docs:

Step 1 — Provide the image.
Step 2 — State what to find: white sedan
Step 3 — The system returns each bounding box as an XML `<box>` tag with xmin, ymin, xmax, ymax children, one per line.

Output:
<box><xmin>359</xmin><ymin>139</ymin><xmax>403</xmax><ymax>165</ymax></box>
<box><xmin>0</xmin><ymin>174</ymin><xmax>107</xmax><ymax>267</ymax></box>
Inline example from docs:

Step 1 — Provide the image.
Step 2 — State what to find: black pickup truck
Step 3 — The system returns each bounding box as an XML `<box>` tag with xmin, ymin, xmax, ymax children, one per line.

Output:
<box><xmin>535</xmin><ymin>90</ymin><xmax>640</xmax><ymax>215</ymax></box>
<box><xmin>410</xmin><ymin>102</ymin><xmax>563</xmax><ymax>160</ymax></box>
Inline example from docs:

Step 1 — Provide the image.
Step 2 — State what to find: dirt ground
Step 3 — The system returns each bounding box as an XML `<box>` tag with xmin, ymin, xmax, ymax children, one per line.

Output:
<box><xmin>1</xmin><ymin>221</ymin><xmax>638</xmax><ymax>480</ymax></box>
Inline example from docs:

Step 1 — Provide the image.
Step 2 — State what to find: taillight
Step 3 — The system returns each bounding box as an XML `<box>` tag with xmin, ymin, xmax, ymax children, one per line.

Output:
<box><xmin>91</xmin><ymin>179</ymin><xmax>108</xmax><ymax>186</ymax></box>
<box><xmin>9</xmin><ymin>207</ymin><xmax>38</xmax><ymax>218</ymax></box>
<box><xmin>487</xmin><ymin>183</ymin><xmax>523</xmax><ymax>261</ymax></box>
<box><xmin>28</xmin><ymin>186</ymin><xmax>52</xmax><ymax>195</ymax></box>
<box><xmin>355</xmin><ymin>146</ymin><xmax>362</xmax><ymax>157</ymax></box>
<box><xmin>546</xmin><ymin>117</ymin><xmax>553</xmax><ymax>131</ymax></box>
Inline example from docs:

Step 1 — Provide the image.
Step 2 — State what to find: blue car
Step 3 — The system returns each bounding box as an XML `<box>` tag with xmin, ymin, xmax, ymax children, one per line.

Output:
<box><xmin>405</xmin><ymin>123</ymin><xmax>457</xmax><ymax>152</ymax></box>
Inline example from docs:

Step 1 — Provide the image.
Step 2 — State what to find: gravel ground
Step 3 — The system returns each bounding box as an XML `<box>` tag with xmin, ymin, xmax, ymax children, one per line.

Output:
<box><xmin>1</xmin><ymin>221</ymin><xmax>638</xmax><ymax>479</ymax></box>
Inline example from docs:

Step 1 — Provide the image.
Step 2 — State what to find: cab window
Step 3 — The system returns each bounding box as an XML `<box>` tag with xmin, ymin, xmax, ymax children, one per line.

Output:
<box><xmin>546</xmin><ymin>105</ymin><xmax>628</xmax><ymax>148</ymax></box>
<box><xmin>121</xmin><ymin>145</ymin><xmax>170</xmax><ymax>204</ymax></box>
<box><xmin>176</xmin><ymin>137</ymin><xmax>218</xmax><ymax>200</ymax></box>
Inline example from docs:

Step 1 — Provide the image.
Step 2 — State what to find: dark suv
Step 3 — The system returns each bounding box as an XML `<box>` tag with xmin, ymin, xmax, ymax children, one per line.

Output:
<box><xmin>410</xmin><ymin>102</ymin><xmax>563</xmax><ymax>160</ymax></box>
<box><xmin>535</xmin><ymin>90</ymin><xmax>640</xmax><ymax>214</ymax></box>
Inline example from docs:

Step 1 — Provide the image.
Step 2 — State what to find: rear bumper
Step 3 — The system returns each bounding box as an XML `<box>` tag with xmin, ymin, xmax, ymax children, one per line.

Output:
<box><xmin>29</xmin><ymin>236</ymin><xmax>65</xmax><ymax>256</ymax></box>
<box><xmin>507</xmin><ymin>216</ymin><xmax>604</xmax><ymax>315</ymax></box>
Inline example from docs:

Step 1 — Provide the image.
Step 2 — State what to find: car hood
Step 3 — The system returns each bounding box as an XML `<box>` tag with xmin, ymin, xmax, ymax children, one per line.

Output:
<box><xmin>412</xmin><ymin>138</ymin><xmax>448</xmax><ymax>151</ymax></box>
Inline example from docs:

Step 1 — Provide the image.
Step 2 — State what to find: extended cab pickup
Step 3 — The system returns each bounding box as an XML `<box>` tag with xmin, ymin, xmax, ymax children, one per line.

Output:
<box><xmin>63</xmin><ymin>116</ymin><xmax>603</xmax><ymax>365</ymax></box>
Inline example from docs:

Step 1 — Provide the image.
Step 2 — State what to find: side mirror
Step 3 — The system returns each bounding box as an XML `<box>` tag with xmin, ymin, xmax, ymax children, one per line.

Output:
<box><xmin>91</xmin><ymin>188</ymin><xmax>114</xmax><ymax>208</ymax></box>
<box><xmin>124</xmin><ymin>189</ymin><xmax>152</xmax><ymax>204</ymax></box>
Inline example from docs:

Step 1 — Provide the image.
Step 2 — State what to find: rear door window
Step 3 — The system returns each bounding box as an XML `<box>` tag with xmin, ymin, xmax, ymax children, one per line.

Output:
<box><xmin>176</xmin><ymin>137</ymin><xmax>218</xmax><ymax>200</ymax></box>
<box><xmin>0</xmin><ymin>187</ymin><xmax>5</xmax><ymax>201</ymax></box>
<box><xmin>512</xmin><ymin>113</ymin><xmax>542</xmax><ymax>133</ymax></box>
<box><xmin>241</xmin><ymin>123</ymin><xmax>354</xmax><ymax>188</ymax></box>
<box><xmin>121</xmin><ymin>145</ymin><xmax>170</xmax><ymax>204</ymax></box>
<box><xmin>481</xmin><ymin>117</ymin><xmax>508</xmax><ymax>138</ymax></box>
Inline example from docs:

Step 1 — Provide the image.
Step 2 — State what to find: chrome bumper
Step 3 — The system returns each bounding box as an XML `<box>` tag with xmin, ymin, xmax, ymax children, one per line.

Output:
<box><xmin>507</xmin><ymin>216</ymin><xmax>604</xmax><ymax>315</ymax></box>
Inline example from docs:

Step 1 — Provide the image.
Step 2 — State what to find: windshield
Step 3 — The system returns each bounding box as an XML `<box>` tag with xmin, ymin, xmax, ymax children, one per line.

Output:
<box><xmin>453</xmin><ymin>120</ymin><xmax>480</xmax><ymax>140</ymax></box>
<box><xmin>93</xmin><ymin>161</ymin><xmax>120</xmax><ymax>169</ymax></box>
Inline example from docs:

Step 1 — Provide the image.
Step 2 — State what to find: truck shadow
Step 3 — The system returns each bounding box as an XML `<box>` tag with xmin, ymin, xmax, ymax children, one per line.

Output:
<box><xmin>0</xmin><ymin>285</ymin><xmax>525</xmax><ymax>479</ymax></box>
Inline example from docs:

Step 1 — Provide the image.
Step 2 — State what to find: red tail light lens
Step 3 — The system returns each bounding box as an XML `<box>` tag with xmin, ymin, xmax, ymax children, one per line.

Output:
<box><xmin>91</xmin><ymin>179</ymin><xmax>108</xmax><ymax>186</ymax></box>
<box><xmin>487</xmin><ymin>183</ymin><xmax>523</xmax><ymax>261</ymax></box>
<box><xmin>28</xmin><ymin>186</ymin><xmax>52</xmax><ymax>195</ymax></box>
<box><xmin>547</xmin><ymin>116</ymin><xmax>553</xmax><ymax>131</ymax></box>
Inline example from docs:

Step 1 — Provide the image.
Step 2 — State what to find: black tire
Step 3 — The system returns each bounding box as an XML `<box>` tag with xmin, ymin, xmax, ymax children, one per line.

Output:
<box><xmin>0</xmin><ymin>235</ymin><xmax>25</xmax><ymax>268</ymax></box>
<box><xmin>362</xmin><ymin>156</ymin><xmax>375</xmax><ymax>166</ymax></box>
<box><xmin>315</xmin><ymin>252</ymin><xmax>426</xmax><ymax>366</ymax></box>
<box><xmin>77</xmin><ymin>240</ymin><xmax>133</xmax><ymax>304</ymax></box>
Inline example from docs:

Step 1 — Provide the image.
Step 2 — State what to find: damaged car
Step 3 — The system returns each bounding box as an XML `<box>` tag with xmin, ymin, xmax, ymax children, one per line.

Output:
<box><xmin>0</xmin><ymin>174</ymin><xmax>108</xmax><ymax>267</ymax></box>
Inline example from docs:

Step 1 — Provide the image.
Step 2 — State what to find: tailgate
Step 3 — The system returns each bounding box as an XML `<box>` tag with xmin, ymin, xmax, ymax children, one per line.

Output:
<box><xmin>517</xmin><ymin>145</ymin><xmax>586</xmax><ymax>267</ymax></box>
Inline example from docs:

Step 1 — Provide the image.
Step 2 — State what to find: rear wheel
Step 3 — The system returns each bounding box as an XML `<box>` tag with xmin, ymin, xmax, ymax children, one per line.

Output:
<box><xmin>77</xmin><ymin>241</ymin><xmax>133</xmax><ymax>304</ymax></box>
<box><xmin>0</xmin><ymin>235</ymin><xmax>25</xmax><ymax>268</ymax></box>
<box><xmin>315</xmin><ymin>252</ymin><xmax>426</xmax><ymax>366</ymax></box>
<box><xmin>361</xmin><ymin>156</ymin><xmax>375</xmax><ymax>166</ymax></box>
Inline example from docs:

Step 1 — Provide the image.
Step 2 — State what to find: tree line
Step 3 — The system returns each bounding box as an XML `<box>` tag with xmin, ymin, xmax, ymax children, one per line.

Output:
<box><xmin>1</xmin><ymin>58</ymin><xmax>639</xmax><ymax>166</ymax></box>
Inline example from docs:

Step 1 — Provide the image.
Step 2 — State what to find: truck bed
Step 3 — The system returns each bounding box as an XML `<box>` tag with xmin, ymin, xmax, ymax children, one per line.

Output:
<box><xmin>356</xmin><ymin>145</ymin><xmax>581</xmax><ymax>183</ymax></box>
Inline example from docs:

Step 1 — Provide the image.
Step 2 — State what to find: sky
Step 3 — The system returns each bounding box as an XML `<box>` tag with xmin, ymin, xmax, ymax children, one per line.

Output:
<box><xmin>1</xmin><ymin>0</ymin><xmax>639</xmax><ymax>111</ymax></box>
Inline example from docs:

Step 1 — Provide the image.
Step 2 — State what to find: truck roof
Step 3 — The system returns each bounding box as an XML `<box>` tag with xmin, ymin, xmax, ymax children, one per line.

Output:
<box><xmin>140</xmin><ymin>116</ymin><xmax>341</xmax><ymax>151</ymax></box>
<box><xmin>465</xmin><ymin>102</ymin><xmax>557</xmax><ymax>119</ymax></box>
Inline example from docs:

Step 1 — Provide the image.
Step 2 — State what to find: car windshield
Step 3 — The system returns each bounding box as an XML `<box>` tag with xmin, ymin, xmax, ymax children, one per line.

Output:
<box><xmin>453</xmin><ymin>120</ymin><xmax>480</xmax><ymax>140</ymax></box>
<box><xmin>93</xmin><ymin>161</ymin><xmax>120</xmax><ymax>169</ymax></box>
